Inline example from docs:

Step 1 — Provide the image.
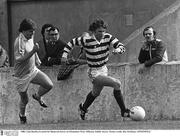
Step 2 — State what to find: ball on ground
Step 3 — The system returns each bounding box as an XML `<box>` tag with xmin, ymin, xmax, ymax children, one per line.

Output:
<box><xmin>130</xmin><ymin>106</ymin><xmax>145</xmax><ymax>121</ymax></box>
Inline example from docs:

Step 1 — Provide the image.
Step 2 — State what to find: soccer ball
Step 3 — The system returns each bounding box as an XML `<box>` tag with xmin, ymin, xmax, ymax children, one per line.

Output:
<box><xmin>130</xmin><ymin>106</ymin><xmax>145</xmax><ymax>121</ymax></box>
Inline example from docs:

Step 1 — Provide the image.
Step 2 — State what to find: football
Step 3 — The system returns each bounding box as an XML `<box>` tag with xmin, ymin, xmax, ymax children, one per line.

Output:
<box><xmin>130</xmin><ymin>106</ymin><xmax>145</xmax><ymax>121</ymax></box>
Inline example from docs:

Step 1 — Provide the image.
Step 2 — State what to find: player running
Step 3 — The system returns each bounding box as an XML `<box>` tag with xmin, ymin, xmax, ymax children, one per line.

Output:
<box><xmin>14</xmin><ymin>18</ymin><xmax>53</xmax><ymax>124</ymax></box>
<box><xmin>61</xmin><ymin>18</ymin><xmax>130</xmax><ymax>120</ymax></box>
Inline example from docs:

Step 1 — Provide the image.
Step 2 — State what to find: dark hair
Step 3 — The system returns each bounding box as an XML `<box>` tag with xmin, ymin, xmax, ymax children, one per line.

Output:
<box><xmin>41</xmin><ymin>23</ymin><xmax>54</xmax><ymax>36</ymax></box>
<box><xmin>48</xmin><ymin>26</ymin><xmax>59</xmax><ymax>33</ymax></box>
<box><xmin>19</xmin><ymin>18</ymin><xmax>36</xmax><ymax>32</ymax></box>
<box><xmin>88</xmin><ymin>18</ymin><xmax>107</xmax><ymax>32</ymax></box>
<box><xmin>143</xmin><ymin>26</ymin><xmax>156</xmax><ymax>37</ymax></box>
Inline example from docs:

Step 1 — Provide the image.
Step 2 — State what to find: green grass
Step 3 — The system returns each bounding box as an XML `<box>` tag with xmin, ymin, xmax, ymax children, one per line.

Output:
<box><xmin>1</xmin><ymin>120</ymin><xmax>180</xmax><ymax>130</ymax></box>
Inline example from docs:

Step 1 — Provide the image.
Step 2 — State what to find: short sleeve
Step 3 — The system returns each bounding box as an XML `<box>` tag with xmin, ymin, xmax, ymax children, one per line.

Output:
<box><xmin>14</xmin><ymin>37</ymin><xmax>25</xmax><ymax>60</ymax></box>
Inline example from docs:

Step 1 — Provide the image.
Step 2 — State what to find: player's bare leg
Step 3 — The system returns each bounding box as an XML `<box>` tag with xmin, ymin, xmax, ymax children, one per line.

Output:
<box><xmin>31</xmin><ymin>70</ymin><xmax>53</xmax><ymax>108</ymax></box>
<box><xmin>19</xmin><ymin>91</ymin><xmax>28</xmax><ymax>124</ymax></box>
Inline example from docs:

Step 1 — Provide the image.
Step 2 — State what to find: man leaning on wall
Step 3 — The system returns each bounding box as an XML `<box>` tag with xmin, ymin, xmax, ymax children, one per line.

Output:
<box><xmin>37</xmin><ymin>25</ymin><xmax>67</xmax><ymax>66</ymax></box>
<box><xmin>138</xmin><ymin>26</ymin><xmax>168</xmax><ymax>74</ymax></box>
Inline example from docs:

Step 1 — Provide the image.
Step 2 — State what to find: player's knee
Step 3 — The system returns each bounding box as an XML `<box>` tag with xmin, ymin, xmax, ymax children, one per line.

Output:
<box><xmin>46</xmin><ymin>82</ymin><xmax>53</xmax><ymax>90</ymax></box>
<box><xmin>114</xmin><ymin>80</ymin><xmax>121</xmax><ymax>90</ymax></box>
<box><xmin>92</xmin><ymin>91</ymin><xmax>100</xmax><ymax>97</ymax></box>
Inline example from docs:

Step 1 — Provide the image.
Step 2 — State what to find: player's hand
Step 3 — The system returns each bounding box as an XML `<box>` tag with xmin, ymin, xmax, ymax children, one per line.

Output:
<box><xmin>138</xmin><ymin>64</ymin><xmax>146</xmax><ymax>74</ymax></box>
<box><xmin>61</xmin><ymin>57</ymin><xmax>68</xmax><ymax>65</ymax></box>
<box><xmin>112</xmin><ymin>46</ymin><xmax>125</xmax><ymax>55</ymax></box>
<box><xmin>33</xmin><ymin>43</ymin><xmax>40</xmax><ymax>52</ymax></box>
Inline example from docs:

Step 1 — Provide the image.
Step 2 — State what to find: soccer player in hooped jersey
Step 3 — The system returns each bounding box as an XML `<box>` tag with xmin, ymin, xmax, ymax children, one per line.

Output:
<box><xmin>61</xmin><ymin>18</ymin><xmax>130</xmax><ymax>120</ymax></box>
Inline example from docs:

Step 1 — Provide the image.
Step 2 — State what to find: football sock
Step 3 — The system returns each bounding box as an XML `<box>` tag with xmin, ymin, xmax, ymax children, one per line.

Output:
<box><xmin>19</xmin><ymin>101</ymin><xmax>27</xmax><ymax>116</ymax></box>
<box><xmin>82</xmin><ymin>91</ymin><xmax>96</xmax><ymax>111</ymax></box>
<box><xmin>19</xmin><ymin>92</ymin><xmax>28</xmax><ymax>116</ymax></box>
<box><xmin>113</xmin><ymin>89</ymin><xmax>126</xmax><ymax>112</ymax></box>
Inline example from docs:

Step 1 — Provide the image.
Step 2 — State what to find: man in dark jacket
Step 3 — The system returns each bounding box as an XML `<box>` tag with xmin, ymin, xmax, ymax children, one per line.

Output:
<box><xmin>37</xmin><ymin>26</ymin><xmax>67</xmax><ymax>66</ymax></box>
<box><xmin>138</xmin><ymin>26</ymin><xmax>168</xmax><ymax>74</ymax></box>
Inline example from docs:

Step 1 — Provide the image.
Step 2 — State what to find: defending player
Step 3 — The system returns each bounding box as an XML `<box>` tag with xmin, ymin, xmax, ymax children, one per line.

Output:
<box><xmin>61</xmin><ymin>18</ymin><xmax>130</xmax><ymax>120</ymax></box>
<box><xmin>14</xmin><ymin>18</ymin><xmax>53</xmax><ymax>124</ymax></box>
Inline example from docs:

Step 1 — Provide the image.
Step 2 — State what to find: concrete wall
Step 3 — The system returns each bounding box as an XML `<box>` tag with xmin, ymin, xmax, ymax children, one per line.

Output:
<box><xmin>1</xmin><ymin>63</ymin><xmax>180</xmax><ymax>124</ymax></box>
<box><xmin>0</xmin><ymin>0</ymin><xmax>177</xmax><ymax>65</ymax></box>
<box><xmin>0</xmin><ymin>0</ymin><xmax>9</xmax><ymax>51</ymax></box>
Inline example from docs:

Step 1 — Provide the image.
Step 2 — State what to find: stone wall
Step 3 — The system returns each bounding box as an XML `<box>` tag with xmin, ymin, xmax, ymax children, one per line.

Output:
<box><xmin>1</xmin><ymin>62</ymin><xmax>180</xmax><ymax>124</ymax></box>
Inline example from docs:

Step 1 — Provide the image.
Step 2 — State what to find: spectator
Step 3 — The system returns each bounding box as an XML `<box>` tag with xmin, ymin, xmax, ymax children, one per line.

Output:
<box><xmin>37</xmin><ymin>23</ymin><xmax>54</xmax><ymax>65</ymax></box>
<box><xmin>138</xmin><ymin>26</ymin><xmax>168</xmax><ymax>74</ymax></box>
<box><xmin>37</xmin><ymin>26</ymin><xmax>67</xmax><ymax>66</ymax></box>
<box><xmin>0</xmin><ymin>43</ymin><xmax>9</xmax><ymax>68</ymax></box>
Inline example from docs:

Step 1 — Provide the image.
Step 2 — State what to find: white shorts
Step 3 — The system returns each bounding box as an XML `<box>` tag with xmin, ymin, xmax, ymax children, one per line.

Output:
<box><xmin>14</xmin><ymin>67</ymin><xmax>39</xmax><ymax>93</ymax></box>
<box><xmin>88</xmin><ymin>65</ymin><xmax>108</xmax><ymax>82</ymax></box>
